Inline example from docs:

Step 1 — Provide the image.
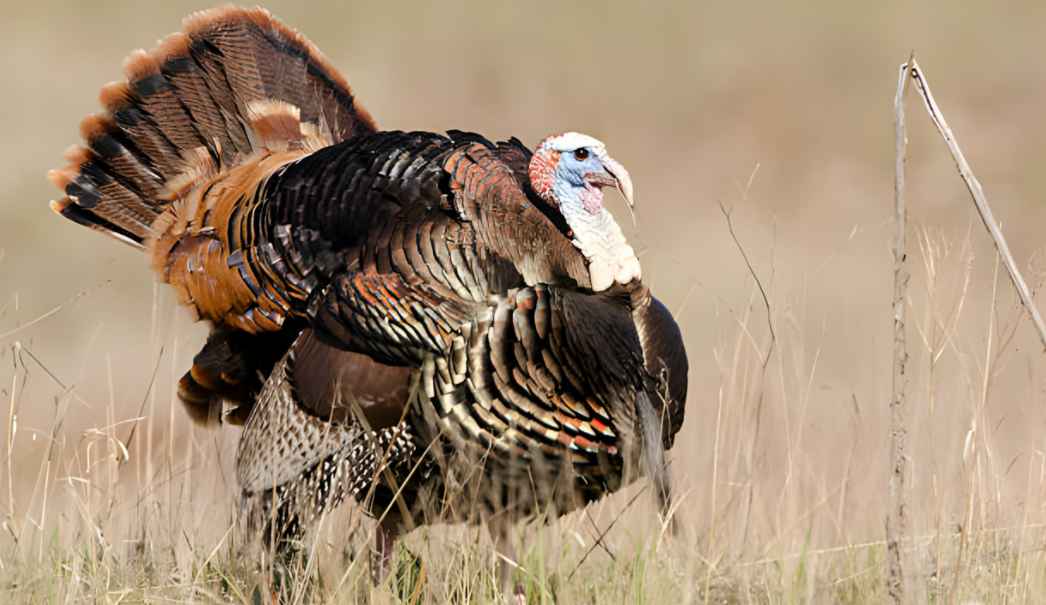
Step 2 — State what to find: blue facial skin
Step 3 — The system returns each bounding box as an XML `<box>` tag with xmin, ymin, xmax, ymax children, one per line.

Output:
<box><xmin>557</xmin><ymin>148</ymin><xmax>605</xmax><ymax>188</ymax></box>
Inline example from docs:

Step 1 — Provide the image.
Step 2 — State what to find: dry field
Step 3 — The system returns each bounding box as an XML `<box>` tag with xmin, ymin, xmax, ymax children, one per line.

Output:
<box><xmin>5</xmin><ymin>1</ymin><xmax>1046</xmax><ymax>602</ymax></box>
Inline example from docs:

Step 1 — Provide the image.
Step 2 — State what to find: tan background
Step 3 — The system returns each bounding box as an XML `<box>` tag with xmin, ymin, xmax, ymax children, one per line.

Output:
<box><xmin>5</xmin><ymin>0</ymin><xmax>1046</xmax><ymax>576</ymax></box>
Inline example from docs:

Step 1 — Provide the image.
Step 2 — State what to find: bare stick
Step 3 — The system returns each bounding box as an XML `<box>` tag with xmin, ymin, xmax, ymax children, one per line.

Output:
<box><xmin>887</xmin><ymin>55</ymin><xmax>913</xmax><ymax>605</ymax></box>
<box><xmin>907</xmin><ymin>58</ymin><xmax>1046</xmax><ymax>351</ymax></box>
<box><xmin>717</xmin><ymin>199</ymin><xmax>777</xmax><ymax>552</ymax></box>
<box><xmin>718</xmin><ymin>201</ymin><xmax>776</xmax><ymax>370</ymax></box>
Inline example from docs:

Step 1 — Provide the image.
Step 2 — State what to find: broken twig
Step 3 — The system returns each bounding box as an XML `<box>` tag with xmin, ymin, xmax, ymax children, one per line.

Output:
<box><xmin>906</xmin><ymin>58</ymin><xmax>1046</xmax><ymax>351</ymax></box>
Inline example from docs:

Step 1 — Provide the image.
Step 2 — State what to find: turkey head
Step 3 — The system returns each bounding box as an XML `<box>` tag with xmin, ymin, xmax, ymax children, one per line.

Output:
<box><xmin>528</xmin><ymin>132</ymin><xmax>641</xmax><ymax>292</ymax></box>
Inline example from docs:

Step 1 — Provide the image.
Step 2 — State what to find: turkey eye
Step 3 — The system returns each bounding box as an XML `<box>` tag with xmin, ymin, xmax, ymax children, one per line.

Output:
<box><xmin>573</xmin><ymin>148</ymin><xmax>589</xmax><ymax>161</ymax></box>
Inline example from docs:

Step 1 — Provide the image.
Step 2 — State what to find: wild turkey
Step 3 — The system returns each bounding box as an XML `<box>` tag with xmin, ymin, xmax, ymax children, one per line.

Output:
<box><xmin>48</xmin><ymin>5</ymin><xmax>688</xmax><ymax>583</ymax></box>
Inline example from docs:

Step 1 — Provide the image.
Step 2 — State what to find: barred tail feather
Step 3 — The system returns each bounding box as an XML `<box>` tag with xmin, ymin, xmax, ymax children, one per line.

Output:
<box><xmin>49</xmin><ymin>6</ymin><xmax>377</xmax><ymax>246</ymax></box>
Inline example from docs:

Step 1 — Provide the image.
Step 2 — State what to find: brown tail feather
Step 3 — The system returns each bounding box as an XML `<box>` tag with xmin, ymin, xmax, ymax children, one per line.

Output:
<box><xmin>177</xmin><ymin>323</ymin><xmax>303</xmax><ymax>426</ymax></box>
<box><xmin>49</xmin><ymin>6</ymin><xmax>377</xmax><ymax>245</ymax></box>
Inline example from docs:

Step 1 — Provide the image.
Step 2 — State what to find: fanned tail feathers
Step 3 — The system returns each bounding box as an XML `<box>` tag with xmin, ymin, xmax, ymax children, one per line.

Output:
<box><xmin>48</xmin><ymin>5</ymin><xmax>377</xmax><ymax>248</ymax></box>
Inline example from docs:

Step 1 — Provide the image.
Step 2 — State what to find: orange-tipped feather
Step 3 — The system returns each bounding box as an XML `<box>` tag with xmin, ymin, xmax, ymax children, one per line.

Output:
<box><xmin>155</xmin><ymin>30</ymin><xmax>191</xmax><ymax>60</ymax></box>
<box><xmin>47</xmin><ymin>169</ymin><xmax>74</xmax><ymax>191</ymax></box>
<box><xmin>97</xmin><ymin>80</ymin><xmax>133</xmax><ymax>112</ymax></box>
<box><xmin>122</xmin><ymin>49</ymin><xmax>160</xmax><ymax>83</ymax></box>
<box><xmin>51</xmin><ymin>4</ymin><xmax>384</xmax><ymax>250</ymax></box>
<box><xmin>78</xmin><ymin>114</ymin><xmax>112</xmax><ymax>143</ymax></box>
<box><xmin>61</xmin><ymin>144</ymin><xmax>91</xmax><ymax>166</ymax></box>
<box><xmin>50</xmin><ymin>5</ymin><xmax>377</xmax><ymax>248</ymax></box>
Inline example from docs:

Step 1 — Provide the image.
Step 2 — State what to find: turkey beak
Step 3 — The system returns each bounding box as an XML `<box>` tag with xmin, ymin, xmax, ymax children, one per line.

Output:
<box><xmin>601</xmin><ymin>156</ymin><xmax>637</xmax><ymax>227</ymax></box>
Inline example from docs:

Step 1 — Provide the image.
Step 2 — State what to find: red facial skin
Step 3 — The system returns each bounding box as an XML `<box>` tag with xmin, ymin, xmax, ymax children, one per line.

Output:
<box><xmin>528</xmin><ymin>148</ymin><xmax>559</xmax><ymax>206</ymax></box>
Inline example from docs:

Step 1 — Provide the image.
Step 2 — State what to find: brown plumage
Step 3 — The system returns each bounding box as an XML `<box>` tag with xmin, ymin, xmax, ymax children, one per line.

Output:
<box><xmin>48</xmin><ymin>5</ymin><xmax>688</xmax><ymax>581</ymax></box>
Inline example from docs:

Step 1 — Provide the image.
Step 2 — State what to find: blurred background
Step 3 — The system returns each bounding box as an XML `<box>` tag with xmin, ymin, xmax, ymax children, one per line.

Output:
<box><xmin>5</xmin><ymin>0</ymin><xmax>1046</xmax><ymax>593</ymax></box>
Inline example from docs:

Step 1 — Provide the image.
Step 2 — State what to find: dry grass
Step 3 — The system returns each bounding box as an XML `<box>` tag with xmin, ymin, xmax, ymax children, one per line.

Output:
<box><xmin>5</xmin><ymin>233</ymin><xmax>1046</xmax><ymax>604</ymax></box>
<box><xmin>6</xmin><ymin>0</ymin><xmax>1046</xmax><ymax>602</ymax></box>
